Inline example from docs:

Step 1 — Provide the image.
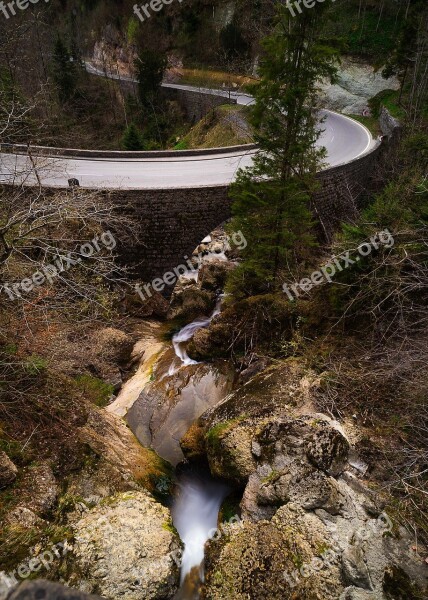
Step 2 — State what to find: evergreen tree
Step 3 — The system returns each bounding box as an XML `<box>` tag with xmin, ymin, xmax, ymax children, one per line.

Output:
<box><xmin>134</xmin><ymin>49</ymin><xmax>167</xmax><ymax>108</ymax></box>
<box><xmin>227</xmin><ymin>1</ymin><xmax>338</xmax><ymax>298</ymax></box>
<box><xmin>122</xmin><ymin>123</ymin><xmax>145</xmax><ymax>151</ymax></box>
<box><xmin>52</xmin><ymin>36</ymin><xmax>77</xmax><ymax>105</ymax></box>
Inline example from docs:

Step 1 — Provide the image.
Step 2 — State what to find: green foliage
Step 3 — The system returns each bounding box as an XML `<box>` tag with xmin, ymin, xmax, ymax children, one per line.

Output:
<box><xmin>368</xmin><ymin>89</ymin><xmax>404</xmax><ymax>120</ymax></box>
<box><xmin>52</xmin><ymin>36</ymin><xmax>78</xmax><ymax>105</ymax></box>
<box><xmin>121</xmin><ymin>123</ymin><xmax>145</xmax><ymax>151</ymax></box>
<box><xmin>173</xmin><ymin>139</ymin><xmax>189</xmax><ymax>150</ymax></box>
<box><xmin>24</xmin><ymin>355</ymin><xmax>48</xmax><ymax>376</ymax></box>
<box><xmin>134</xmin><ymin>49</ymin><xmax>167</xmax><ymax>108</ymax></box>
<box><xmin>323</xmin><ymin>0</ymin><xmax>398</xmax><ymax>63</ymax></box>
<box><xmin>322</xmin><ymin>133</ymin><xmax>428</xmax><ymax>330</ymax></box>
<box><xmin>127</xmin><ymin>17</ymin><xmax>139</xmax><ymax>44</ymax></box>
<box><xmin>227</xmin><ymin>2</ymin><xmax>338</xmax><ymax>297</ymax></box>
<box><xmin>74</xmin><ymin>374</ymin><xmax>114</xmax><ymax>407</ymax></box>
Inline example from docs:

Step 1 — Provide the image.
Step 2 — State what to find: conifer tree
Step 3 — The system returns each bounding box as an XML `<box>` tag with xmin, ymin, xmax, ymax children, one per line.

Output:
<box><xmin>227</xmin><ymin>1</ymin><xmax>338</xmax><ymax>298</ymax></box>
<box><xmin>135</xmin><ymin>49</ymin><xmax>167</xmax><ymax>108</ymax></box>
<box><xmin>122</xmin><ymin>123</ymin><xmax>145</xmax><ymax>151</ymax></box>
<box><xmin>52</xmin><ymin>36</ymin><xmax>77</xmax><ymax>105</ymax></box>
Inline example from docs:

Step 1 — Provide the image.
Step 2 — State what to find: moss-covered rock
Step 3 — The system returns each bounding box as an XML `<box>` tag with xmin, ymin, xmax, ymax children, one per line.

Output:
<box><xmin>71</xmin><ymin>490</ymin><xmax>181</xmax><ymax>600</ymax></box>
<box><xmin>180</xmin><ymin>421</ymin><xmax>206</xmax><ymax>461</ymax></box>
<box><xmin>203</xmin><ymin>503</ymin><xmax>343</xmax><ymax>600</ymax></box>
<box><xmin>205</xmin><ymin>418</ymin><xmax>255</xmax><ymax>485</ymax></box>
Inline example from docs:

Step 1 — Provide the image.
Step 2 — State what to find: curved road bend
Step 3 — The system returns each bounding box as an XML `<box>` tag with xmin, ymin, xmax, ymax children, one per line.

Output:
<box><xmin>0</xmin><ymin>65</ymin><xmax>374</xmax><ymax>190</ymax></box>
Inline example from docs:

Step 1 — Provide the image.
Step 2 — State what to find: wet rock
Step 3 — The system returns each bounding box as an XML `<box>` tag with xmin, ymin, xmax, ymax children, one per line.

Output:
<box><xmin>206</xmin><ymin>420</ymin><xmax>256</xmax><ymax>485</ymax></box>
<box><xmin>5</xmin><ymin>580</ymin><xmax>103</xmax><ymax>599</ymax></box>
<box><xmin>180</xmin><ymin>421</ymin><xmax>206</xmax><ymax>461</ymax></box>
<box><xmin>72</xmin><ymin>491</ymin><xmax>181</xmax><ymax>600</ymax></box>
<box><xmin>0</xmin><ymin>451</ymin><xmax>17</xmax><ymax>488</ymax></box>
<box><xmin>78</xmin><ymin>408</ymin><xmax>171</xmax><ymax>494</ymax></box>
<box><xmin>168</xmin><ymin>287</ymin><xmax>215</xmax><ymax>321</ymax></box>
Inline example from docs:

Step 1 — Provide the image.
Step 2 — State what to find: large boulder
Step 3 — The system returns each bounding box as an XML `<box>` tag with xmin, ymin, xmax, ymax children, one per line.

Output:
<box><xmin>199</xmin><ymin>261</ymin><xmax>233</xmax><ymax>292</ymax></box>
<box><xmin>91</xmin><ymin>327</ymin><xmax>134</xmax><ymax>364</ymax></box>
<box><xmin>204</xmin><ymin>503</ymin><xmax>343</xmax><ymax>600</ymax></box>
<box><xmin>78</xmin><ymin>409</ymin><xmax>171</xmax><ymax>496</ymax></box>
<box><xmin>0</xmin><ymin>451</ymin><xmax>17</xmax><ymax>488</ymax></box>
<box><xmin>72</xmin><ymin>491</ymin><xmax>181</xmax><ymax>600</ymax></box>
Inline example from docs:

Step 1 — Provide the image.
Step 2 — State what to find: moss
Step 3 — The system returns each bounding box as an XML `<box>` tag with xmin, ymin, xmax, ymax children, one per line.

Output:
<box><xmin>73</xmin><ymin>375</ymin><xmax>114</xmax><ymax>408</ymax></box>
<box><xmin>206</xmin><ymin>420</ymin><xmax>237</xmax><ymax>454</ymax></box>
<box><xmin>162</xmin><ymin>517</ymin><xmax>179</xmax><ymax>537</ymax></box>
<box><xmin>219</xmin><ymin>491</ymin><xmax>242</xmax><ymax>524</ymax></box>
<box><xmin>24</xmin><ymin>355</ymin><xmax>48</xmax><ymax>375</ymax></box>
<box><xmin>134</xmin><ymin>450</ymin><xmax>174</xmax><ymax>499</ymax></box>
<box><xmin>348</xmin><ymin>114</ymin><xmax>381</xmax><ymax>137</ymax></box>
<box><xmin>55</xmin><ymin>493</ymin><xmax>95</xmax><ymax>520</ymax></box>
<box><xmin>261</xmin><ymin>470</ymin><xmax>281</xmax><ymax>485</ymax></box>
<box><xmin>369</xmin><ymin>89</ymin><xmax>405</xmax><ymax>120</ymax></box>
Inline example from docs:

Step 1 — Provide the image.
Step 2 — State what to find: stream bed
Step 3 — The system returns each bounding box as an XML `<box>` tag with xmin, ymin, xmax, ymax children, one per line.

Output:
<box><xmin>121</xmin><ymin>300</ymin><xmax>235</xmax><ymax>598</ymax></box>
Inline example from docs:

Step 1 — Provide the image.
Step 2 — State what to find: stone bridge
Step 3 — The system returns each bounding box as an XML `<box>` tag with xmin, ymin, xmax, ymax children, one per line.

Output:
<box><xmin>110</xmin><ymin>139</ymin><xmax>386</xmax><ymax>285</ymax></box>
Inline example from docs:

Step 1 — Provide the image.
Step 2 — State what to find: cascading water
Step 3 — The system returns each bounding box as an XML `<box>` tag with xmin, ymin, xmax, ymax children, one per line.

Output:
<box><xmin>168</xmin><ymin>298</ymin><xmax>223</xmax><ymax>374</ymax></box>
<box><xmin>172</xmin><ymin>467</ymin><xmax>230</xmax><ymax>597</ymax></box>
<box><xmin>168</xmin><ymin>295</ymin><xmax>232</xmax><ymax>599</ymax></box>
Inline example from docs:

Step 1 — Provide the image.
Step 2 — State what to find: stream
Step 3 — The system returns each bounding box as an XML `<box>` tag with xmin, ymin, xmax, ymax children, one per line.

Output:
<box><xmin>168</xmin><ymin>300</ymin><xmax>231</xmax><ymax>598</ymax></box>
<box><xmin>119</xmin><ymin>294</ymin><xmax>234</xmax><ymax>599</ymax></box>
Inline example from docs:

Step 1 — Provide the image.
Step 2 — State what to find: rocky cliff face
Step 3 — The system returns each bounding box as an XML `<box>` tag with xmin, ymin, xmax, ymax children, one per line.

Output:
<box><xmin>318</xmin><ymin>59</ymin><xmax>399</xmax><ymax>115</ymax></box>
<box><xmin>182</xmin><ymin>361</ymin><xmax>427</xmax><ymax>600</ymax></box>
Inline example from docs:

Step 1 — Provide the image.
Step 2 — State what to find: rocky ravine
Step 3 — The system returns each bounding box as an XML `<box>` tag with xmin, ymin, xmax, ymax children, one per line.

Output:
<box><xmin>182</xmin><ymin>361</ymin><xmax>428</xmax><ymax>600</ymax></box>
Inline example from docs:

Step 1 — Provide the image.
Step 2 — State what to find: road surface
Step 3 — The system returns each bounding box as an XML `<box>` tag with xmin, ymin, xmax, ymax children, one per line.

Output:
<box><xmin>0</xmin><ymin>65</ymin><xmax>374</xmax><ymax>190</ymax></box>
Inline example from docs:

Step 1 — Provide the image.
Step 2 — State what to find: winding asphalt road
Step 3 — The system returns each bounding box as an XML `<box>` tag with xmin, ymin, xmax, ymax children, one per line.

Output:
<box><xmin>0</xmin><ymin>65</ymin><xmax>375</xmax><ymax>190</ymax></box>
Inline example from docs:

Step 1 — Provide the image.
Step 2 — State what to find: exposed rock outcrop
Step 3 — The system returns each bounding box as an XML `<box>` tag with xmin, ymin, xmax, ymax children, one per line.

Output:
<box><xmin>72</xmin><ymin>491</ymin><xmax>181</xmax><ymax>600</ymax></box>
<box><xmin>77</xmin><ymin>408</ymin><xmax>171</xmax><ymax>497</ymax></box>
<box><xmin>188</xmin><ymin>361</ymin><xmax>427</xmax><ymax>599</ymax></box>
<box><xmin>319</xmin><ymin>59</ymin><xmax>400</xmax><ymax>115</ymax></box>
<box><xmin>0</xmin><ymin>451</ymin><xmax>17</xmax><ymax>488</ymax></box>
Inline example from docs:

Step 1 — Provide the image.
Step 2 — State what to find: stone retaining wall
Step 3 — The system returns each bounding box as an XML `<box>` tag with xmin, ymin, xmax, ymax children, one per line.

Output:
<box><xmin>108</xmin><ymin>141</ymin><xmax>385</xmax><ymax>283</ymax></box>
<box><xmin>118</xmin><ymin>78</ymin><xmax>236</xmax><ymax>123</ymax></box>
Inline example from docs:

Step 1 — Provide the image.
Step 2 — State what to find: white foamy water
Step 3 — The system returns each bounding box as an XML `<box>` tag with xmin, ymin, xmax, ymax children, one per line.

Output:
<box><xmin>172</xmin><ymin>469</ymin><xmax>230</xmax><ymax>584</ymax></box>
<box><xmin>168</xmin><ymin>298</ymin><xmax>223</xmax><ymax>375</ymax></box>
